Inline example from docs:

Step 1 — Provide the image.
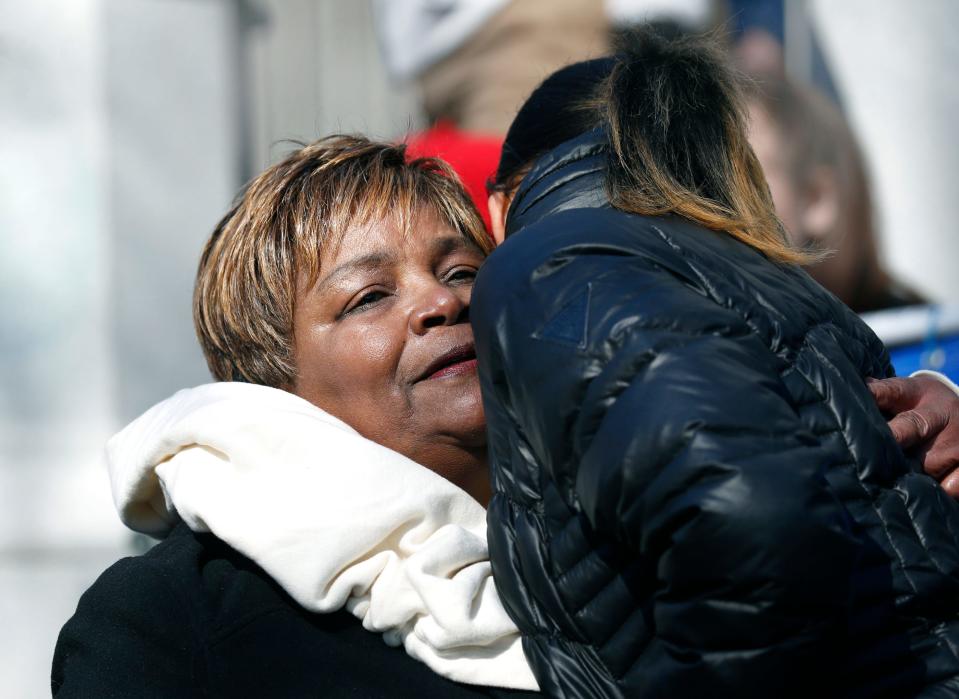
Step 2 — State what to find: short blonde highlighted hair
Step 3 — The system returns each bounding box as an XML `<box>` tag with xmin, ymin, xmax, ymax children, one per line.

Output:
<box><xmin>194</xmin><ymin>135</ymin><xmax>491</xmax><ymax>386</ymax></box>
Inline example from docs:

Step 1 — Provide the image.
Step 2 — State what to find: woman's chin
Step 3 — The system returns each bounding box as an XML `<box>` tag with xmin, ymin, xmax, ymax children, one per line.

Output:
<box><xmin>414</xmin><ymin>373</ymin><xmax>487</xmax><ymax>447</ymax></box>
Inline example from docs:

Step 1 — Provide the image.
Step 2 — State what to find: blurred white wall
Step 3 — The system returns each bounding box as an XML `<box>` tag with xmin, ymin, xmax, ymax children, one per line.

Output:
<box><xmin>1</xmin><ymin>0</ymin><xmax>239</xmax><ymax>694</ymax></box>
<box><xmin>106</xmin><ymin>0</ymin><xmax>240</xmax><ymax>421</ymax></box>
<box><xmin>0</xmin><ymin>3</ymin><xmax>120</xmax><ymax>692</ymax></box>
<box><xmin>810</xmin><ymin>0</ymin><xmax>959</xmax><ymax>303</ymax></box>
<box><xmin>0</xmin><ymin>0</ymin><xmax>117</xmax><ymax>550</ymax></box>
<box><xmin>246</xmin><ymin>0</ymin><xmax>423</xmax><ymax>170</ymax></box>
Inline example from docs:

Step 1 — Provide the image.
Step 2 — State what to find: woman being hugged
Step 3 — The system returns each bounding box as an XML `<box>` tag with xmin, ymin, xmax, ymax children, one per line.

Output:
<box><xmin>52</xmin><ymin>137</ymin><xmax>538</xmax><ymax>697</ymax></box>
<box><xmin>474</xmin><ymin>30</ymin><xmax>959</xmax><ymax>698</ymax></box>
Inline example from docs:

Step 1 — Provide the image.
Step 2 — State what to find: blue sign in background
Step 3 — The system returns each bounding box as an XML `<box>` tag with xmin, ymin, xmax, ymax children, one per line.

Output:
<box><xmin>889</xmin><ymin>334</ymin><xmax>959</xmax><ymax>382</ymax></box>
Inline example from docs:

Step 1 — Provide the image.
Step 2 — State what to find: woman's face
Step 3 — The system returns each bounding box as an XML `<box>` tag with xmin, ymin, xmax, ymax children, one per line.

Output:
<box><xmin>289</xmin><ymin>207</ymin><xmax>490</xmax><ymax>503</ymax></box>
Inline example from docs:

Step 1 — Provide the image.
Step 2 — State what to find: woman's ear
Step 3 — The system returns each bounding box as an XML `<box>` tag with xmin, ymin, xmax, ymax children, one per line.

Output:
<box><xmin>488</xmin><ymin>192</ymin><xmax>509</xmax><ymax>246</ymax></box>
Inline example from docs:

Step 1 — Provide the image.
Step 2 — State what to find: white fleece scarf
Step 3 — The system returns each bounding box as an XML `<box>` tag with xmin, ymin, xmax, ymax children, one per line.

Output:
<box><xmin>106</xmin><ymin>382</ymin><xmax>538</xmax><ymax>691</ymax></box>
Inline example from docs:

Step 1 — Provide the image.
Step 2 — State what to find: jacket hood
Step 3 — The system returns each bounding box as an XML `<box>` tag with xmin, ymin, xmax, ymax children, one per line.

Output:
<box><xmin>505</xmin><ymin>127</ymin><xmax>609</xmax><ymax>237</ymax></box>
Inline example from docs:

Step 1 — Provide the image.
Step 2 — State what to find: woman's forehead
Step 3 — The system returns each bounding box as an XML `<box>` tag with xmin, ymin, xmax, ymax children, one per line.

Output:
<box><xmin>297</xmin><ymin>213</ymin><xmax>475</xmax><ymax>294</ymax></box>
<box><xmin>325</xmin><ymin>207</ymin><xmax>469</xmax><ymax>261</ymax></box>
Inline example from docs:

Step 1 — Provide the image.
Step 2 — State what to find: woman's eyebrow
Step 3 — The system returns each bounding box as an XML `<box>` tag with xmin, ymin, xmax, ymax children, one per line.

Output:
<box><xmin>313</xmin><ymin>253</ymin><xmax>394</xmax><ymax>294</ymax></box>
<box><xmin>431</xmin><ymin>236</ymin><xmax>480</xmax><ymax>257</ymax></box>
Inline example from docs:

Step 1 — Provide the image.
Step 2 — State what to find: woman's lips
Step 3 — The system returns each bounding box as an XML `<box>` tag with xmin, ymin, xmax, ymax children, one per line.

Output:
<box><xmin>426</xmin><ymin>357</ymin><xmax>478</xmax><ymax>380</ymax></box>
<box><xmin>418</xmin><ymin>344</ymin><xmax>478</xmax><ymax>381</ymax></box>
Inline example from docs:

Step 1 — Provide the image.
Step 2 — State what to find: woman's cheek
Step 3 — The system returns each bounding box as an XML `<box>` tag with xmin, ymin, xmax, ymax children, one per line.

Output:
<box><xmin>347</xmin><ymin>319</ymin><xmax>407</xmax><ymax>387</ymax></box>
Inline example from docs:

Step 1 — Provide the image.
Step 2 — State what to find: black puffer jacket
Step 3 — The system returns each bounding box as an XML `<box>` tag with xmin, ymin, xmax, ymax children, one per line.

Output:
<box><xmin>472</xmin><ymin>130</ymin><xmax>959</xmax><ymax>698</ymax></box>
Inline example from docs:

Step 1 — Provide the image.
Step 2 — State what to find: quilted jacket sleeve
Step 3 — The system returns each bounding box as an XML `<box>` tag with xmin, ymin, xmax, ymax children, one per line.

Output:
<box><xmin>473</xmin><ymin>214</ymin><xmax>860</xmax><ymax>696</ymax></box>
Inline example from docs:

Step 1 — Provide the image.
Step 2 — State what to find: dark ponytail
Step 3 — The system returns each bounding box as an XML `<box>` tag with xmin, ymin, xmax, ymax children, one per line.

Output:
<box><xmin>495</xmin><ymin>28</ymin><xmax>809</xmax><ymax>264</ymax></box>
<box><xmin>601</xmin><ymin>29</ymin><xmax>806</xmax><ymax>262</ymax></box>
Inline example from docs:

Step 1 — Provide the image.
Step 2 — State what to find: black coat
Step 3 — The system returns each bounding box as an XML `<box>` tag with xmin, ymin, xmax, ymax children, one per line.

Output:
<box><xmin>52</xmin><ymin>523</ymin><xmax>539</xmax><ymax>698</ymax></box>
<box><xmin>472</xmin><ymin>129</ymin><xmax>959</xmax><ymax>698</ymax></box>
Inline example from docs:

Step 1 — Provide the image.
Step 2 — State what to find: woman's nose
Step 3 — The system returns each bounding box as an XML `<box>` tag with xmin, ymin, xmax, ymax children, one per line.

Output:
<box><xmin>410</xmin><ymin>284</ymin><xmax>468</xmax><ymax>335</ymax></box>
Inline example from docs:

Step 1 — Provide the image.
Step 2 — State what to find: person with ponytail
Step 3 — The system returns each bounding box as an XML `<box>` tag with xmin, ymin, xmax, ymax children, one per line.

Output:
<box><xmin>472</xmin><ymin>29</ymin><xmax>959</xmax><ymax>698</ymax></box>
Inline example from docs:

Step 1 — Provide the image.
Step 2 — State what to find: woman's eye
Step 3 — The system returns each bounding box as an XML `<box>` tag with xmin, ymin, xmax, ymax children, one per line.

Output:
<box><xmin>346</xmin><ymin>290</ymin><xmax>388</xmax><ymax>314</ymax></box>
<box><xmin>446</xmin><ymin>267</ymin><xmax>477</xmax><ymax>284</ymax></box>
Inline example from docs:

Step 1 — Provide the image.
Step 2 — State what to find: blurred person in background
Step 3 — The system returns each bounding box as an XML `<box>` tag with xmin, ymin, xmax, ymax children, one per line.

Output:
<box><xmin>378</xmin><ymin>0</ymin><xmax>610</xmax><ymax>231</ymax></box>
<box><xmin>745</xmin><ymin>72</ymin><xmax>926</xmax><ymax>313</ymax></box>
<box><xmin>52</xmin><ymin>136</ymin><xmax>539</xmax><ymax>698</ymax></box>
<box><xmin>375</xmin><ymin>0</ymin><xmax>609</xmax><ymax>135</ymax></box>
<box><xmin>474</xmin><ymin>28</ymin><xmax>959</xmax><ymax>697</ymax></box>
<box><xmin>376</xmin><ymin>0</ymin><xmax>713</xmax><ymax>228</ymax></box>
